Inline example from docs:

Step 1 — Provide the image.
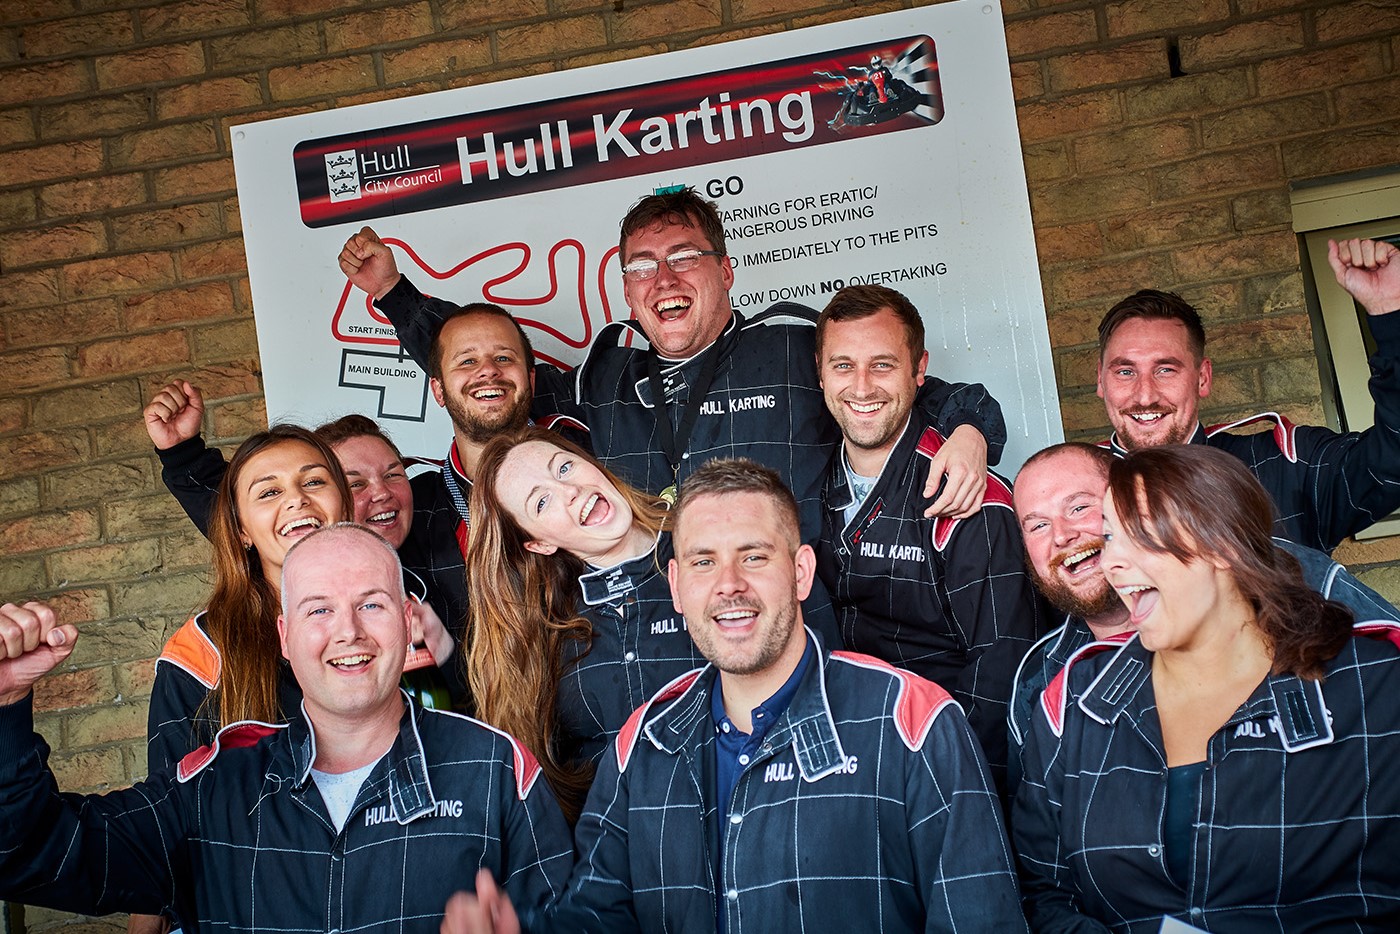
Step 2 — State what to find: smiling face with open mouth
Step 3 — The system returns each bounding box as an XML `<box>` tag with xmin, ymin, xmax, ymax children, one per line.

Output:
<box><xmin>235</xmin><ymin>439</ymin><xmax>345</xmax><ymax>582</ymax></box>
<box><xmin>431</xmin><ymin>312</ymin><xmax>534</xmax><ymax>445</ymax></box>
<box><xmin>279</xmin><ymin>527</ymin><xmax>411</xmax><ymax>731</ymax></box>
<box><xmin>1014</xmin><ymin>449</ymin><xmax>1126</xmax><ymax>627</ymax></box>
<box><xmin>1101</xmin><ymin>488</ymin><xmax>1231</xmax><ymax>653</ymax></box>
<box><xmin>668</xmin><ymin>491</ymin><xmax>813</xmax><ymax>683</ymax></box>
<box><xmin>495</xmin><ymin>439</ymin><xmax>645</xmax><ymax>568</ymax></box>
<box><xmin>1096</xmin><ymin>317</ymin><xmax>1211</xmax><ymax>451</ymax></box>
<box><xmin>622</xmin><ymin>218</ymin><xmax>734</xmax><ymax>360</ymax></box>
<box><xmin>332</xmin><ymin>434</ymin><xmax>413</xmax><ymax>549</ymax></box>
<box><xmin>819</xmin><ymin>307</ymin><xmax>928</xmax><ymax>474</ymax></box>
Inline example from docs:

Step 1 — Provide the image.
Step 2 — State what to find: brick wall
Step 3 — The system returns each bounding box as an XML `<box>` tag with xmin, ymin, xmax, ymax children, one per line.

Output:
<box><xmin>1</xmin><ymin>0</ymin><xmax>1398</xmax><ymax>927</ymax></box>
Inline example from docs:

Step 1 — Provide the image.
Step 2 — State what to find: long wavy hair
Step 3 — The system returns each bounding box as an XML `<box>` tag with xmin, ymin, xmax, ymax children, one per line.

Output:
<box><xmin>1107</xmin><ymin>445</ymin><xmax>1353</xmax><ymax>680</ymax></box>
<box><xmin>204</xmin><ymin>426</ymin><xmax>352</xmax><ymax>728</ymax></box>
<box><xmin>467</xmin><ymin>426</ymin><xmax>669</xmax><ymax>821</ymax></box>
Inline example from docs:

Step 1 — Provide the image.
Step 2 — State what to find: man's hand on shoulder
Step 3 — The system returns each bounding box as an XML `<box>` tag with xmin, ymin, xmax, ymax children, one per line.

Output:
<box><xmin>143</xmin><ymin>380</ymin><xmax>204</xmax><ymax>451</ymax></box>
<box><xmin>922</xmin><ymin>423</ymin><xmax>988</xmax><ymax>520</ymax></box>
<box><xmin>1329</xmin><ymin>238</ymin><xmax>1400</xmax><ymax>317</ymax></box>
<box><xmin>339</xmin><ymin>226</ymin><xmax>403</xmax><ymax>301</ymax></box>
<box><xmin>442</xmin><ymin>869</ymin><xmax>520</xmax><ymax>934</ymax></box>
<box><xmin>0</xmin><ymin>601</ymin><xmax>79</xmax><ymax>706</ymax></box>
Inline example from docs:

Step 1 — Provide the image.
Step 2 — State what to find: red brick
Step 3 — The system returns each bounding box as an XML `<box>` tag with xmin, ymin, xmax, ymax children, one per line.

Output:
<box><xmin>139</xmin><ymin>0</ymin><xmax>250</xmax><ymax>39</ymax></box>
<box><xmin>681</xmin><ymin>26</ymin><xmax>769</xmax><ymax>47</ymax></box>
<box><xmin>77</xmin><ymin>330</ymin><xmax>191</xmax><ymax>377</ymax></box>
<box><xmin>1208</xmin><ymin>312</ymin><xmax>1313</xmax><ymax>364</ymax></box>
<box><xmin>125</xmin><ymin>283</ymin><xmax>237</xmax><ymax>329</ymax></box>
<box><xmin>1030</xmin><ymin>172</ymin><xmax>1152</xmax><ymax>224</ymax></box>
<box><xmin>1122</xmin><ymin>68</ymin><xmax>1250</xmax><ymax>120</ymax></box>
<box><xmin>0</xmin><ymin>221</ymin><xmax>107</xmax><ymax>269</ymax></box>
<box><xmin>95</xmin><ymin>41</ymin><xmax>207</xmax><ymax>90</ymax></box>
<box><xmin>0</xmin><ymin>345</ymin><xmax>70</xmax><ymax>390</ymax></box>
<box><xmin>32</xmin><ymin>380</ymin><xmax>143</xmax><ymax>428</ymax></box>
<box><xmin>1022</xmin><ymin>141</ymin><xmax>1072</xmax><ymax>181</ymax></box>
<box><xmin>43</xmin><ymin>457</ymin><xmax>152</xmax><ymax>508</ymax></box>
<box><xmin>0</xmin><ymin>190</ymin><xmax>36</xmax><ymax>226</ymax></box>
<box><xmin>156</xmin><ymin>75</ymin><xmax>263</xmax><ymax>120</ymax></box>
<box><xmin>1152</xmin><ymin>146</ymin><xmax>1281</xmax><ymax>202</ymax></box>
<box><xmin>439</xmin><ymin>0</ymin><xmax>547</xmax><ymax>27</ymax></box>
<box><xmin>1056</xmin><ymin>345</ymin><xmax>1101</xmax><ymax>390</ymax></box>
<box><xmin>254</xmin><ymin>0</ymin><xmax>351</xmax><ymax>19</ymax></box>
<box><xmin>110</xmin><ymin>122</ymin><xmax>220</xmax><ymax>168</ymax></box>
<box><xmin>38</xmin><ymin>173</ymin><xmax>147</xmax><ymax>218</ymax></box>
<box><xmin>1034</xmin><ymin>221</ymin><xmax>1104</xmax><ymax>263</ymax></box>
<box><xmin>111</xmin><ymin>202</ymin><xmax>223</xmax><ymax>251</ymax></box>
<box><xmin>1100</xmin><ymin>201</ymin><xmax>1233</xmax><ymax>252</ymax></box>
<box><xmin>0</xmin><ymin>430</ymin><xmax>89</xmax><ymax>480</ymax></box>
<box><xmin>0</xmin><ymin>0</ymin><xmax>75</xmax><ymax>24</ymax></box>
<box><xmin>1281</xmin><ymin>121</ymin><xmax>1400</xmax><ymax>179</ymax></box>
<box><xmin>1333</xmin><ymin>75</ymin><xmax>1400</xmax><ymax>126</ymax></box>
<box><xmin>49</xmin><ymin>746</ymin><xmax>129</xmax><ymax>791</ymax></box>
<box><xmin>0</xmin><ymin>106</ymin><xmax>35</xmax><ymax>146</ymax></box>
<box><xmin>38</xmin><ymin>91</ymin><xmax>151</xmax><ymax>140</ymax></box>
<box><xmin>1104</xmin><ymin>0</ymin><xmax>1231</xmax><ymax>37</ymax></box>
<box><xmin>325</xmin><ymin>3</ymin><xmax>434</xmax><ymax>53</ymax></box>
<box><xmin>0</xmin><ymin>508</ymin><xmax>100</xmax><ymax>554</ymax></box>
<box><xmin>0</xmin><ymin>397</ymin><xmax>24</xmax><ymax>433</ymax></box>
<box><xmin>210</xmin><ymin>395</ymin><xmax>267</xmax><ymax>438</ymax></box>
<box><xmin>0</xmin><ymin>269</ymin><xmax>59</xmax><ymax>312</ymax></box>
<box><xmin>497</xmin><ymin>16</ymin><xmax>607</xmax><ymax>62</ymax></box>
<box><xmin>211</xmin><ymin>23</ymin><xmax>321</xmax><ymax>69</ymax></box>
<box><xmin>0</xmin><ymin>60</ymin><xmax>89</xmax><ymax>107</ymax></box>
<box><xmin>1231</xmin><ymin>189</ymin><xmax>1291</xmax><ymax>230</ymax></box>
<box><xmin>1200</xmin><ymin>94</ymin><xmax>1330</xmax><ymax>147</ymax></box>
<box><xmin>1016</xmin><ymin>89</ymin><xmax>1123</xmax><ymax>142</ymax></box>
<box><xmin>1045</xmin><ymin>251</ymin><xmax>1174</xmax><ymax>305</ymax></box>
<box><xmin>1073</xmin><ymin>119</ymin><xmax>1196</xmax><ymax>173</ymax></box>
<box><xmin>0</xmin><ymin>139</ymin><xmax>103</xmax><ymax>186</ymax></box>
<box><xmin>1314</xmin><ymin>0</ymin><xmax>1400</xmax><ymax>43</ymax></box>
<box><xmin>1243</xmin><ymin>271</ymin><xmax>1303</xmax><ymax>317</ymax></box>
<box><xmin>66</xmin><ymin>701</ymin><xmax>149</xmax><ymax>748</ymax></box>
<box><xmin>49</xmin><ymin>538</ymin><xmax>163</xmax><ymax>585</ymax></box>
<box><xmin>33</xmin><ymin>667</ymin><xmax>115</xmax><ymax>713</ymax></box>
<box><xmin>268</xmin><ymin>55</ymin><xmax>376</xmax><ymax>102</ymax></box>
<box><xmin>614</xmin><ymin>0</ymin><xmax>722</xmax><ymax>42</ymax></box>
<box><xmin>1009</xmin><ymin>60</ymin><xmax>1045</xmax><ymax>102</ymax></box>
<box><xmin>144</xmin><ymin>361</ymin><xmax>261</xmax><ymax>401</ymax></box>
<box><xmin>22</xmin><ymin>12</ymin><xmax>133</xmax><ymax>58</ymax></box>
<box><xmin>1046</xmin><ymin>301</ymin><xmax>1111</xmax><ymax>349</ymax></box>
<box><xmin>62</xmin><ymin>252</ymin><xmax>178</xmax><ymax>300</ymax></box>
<box><xmin>1255</xmin><ymin>40</ymin><xmax>1384</xmax><ymax>97</ymax></box>
<box><xmin>1059</xmin><ymin>388</ymin><xmax>1113</xmax><ymax>435</ymax></box>
<box><xmin>1177</xmin><ymin>16</ymin><xmax>1304</xmax><ymax>72</ymax></box>
<box><xmin>116</xmin><ymin>656</ymin><xmax>158</xmax><ymax>698</ymax></box>
<box><xmin>381</xmin><ymin>37</ymin><xmax>493</xmax><ymax>85</ymax></box>
<box><xmin>0</xmin><ymin>476</ymin><xmax>40</xmax><ymax>517</ymax></box>
<box><xmin>193</xmin><ymin>318</ymin><xmax>259</xmax><ymax>364</ymax></box>
<box><xmin>1047</xmin><ymin>39</ymin><xmax>1170</xmax><ymax>93</ymax></box>
<box><xmin>1005</xmin><ymin>9</ymin><xmax>1098</xmax><ymax>57</ymax></box>
<box><xmin>1171</xmin><ymin>229</ymin><xmax>1298</xmax><ymax>281</ymax></box>
<box><xmin>177</xmin><ymin>237</ymin><xmax>248</xmax><ymax>280</ymax></box>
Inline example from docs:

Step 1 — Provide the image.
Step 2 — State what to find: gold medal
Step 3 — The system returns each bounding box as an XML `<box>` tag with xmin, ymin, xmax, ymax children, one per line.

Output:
<box><xmin>659</xmin><ymin>484</ymin><xmax>678</xmax><ymax>506</ymax></box>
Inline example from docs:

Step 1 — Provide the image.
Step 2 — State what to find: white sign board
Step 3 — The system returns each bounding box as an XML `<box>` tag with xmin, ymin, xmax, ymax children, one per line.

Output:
<box><xmin>232</xmin><ymin>1</ymin><xmax>1062</xmax><ymax>470</ymax></box>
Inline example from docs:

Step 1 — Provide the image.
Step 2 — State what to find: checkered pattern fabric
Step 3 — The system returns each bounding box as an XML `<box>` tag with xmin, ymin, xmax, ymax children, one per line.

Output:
<box><xmin>559</xmin><ymin>532</ymin><xmax>709</xmax><ymax>765</ymax></box>
<box><xmin>1</xmin><ymin>695</ymin><xmax>573</xmax><ymax>930</ymax></box>
<box><xmin>818</xmin><ymin>417</ymin><xmax>1050</xmax><ymax>787</ymax></box>
<box><xmin>1105</xmin><ymin>312</ymin><xmax>1400</xmax><ymax>554</ymax></box>
<box><xmin>1007</xmin><ymin>613</ymin><xmax>1092</xmax><ymax>787</ymax></box>
<box><xmin>1013</xmin><ymin>627</ymin><xmax>1400</xmax><ymax>932</ymax></box>
<box><xmin>377</xmin><ymin>277</ymin><xmax>1005</xmax><ymax>542</ymax></box>
<box><xmin>548</xmin><ymin>632</ymin><xmax>1029</xmax><ymax>933</ymax></box>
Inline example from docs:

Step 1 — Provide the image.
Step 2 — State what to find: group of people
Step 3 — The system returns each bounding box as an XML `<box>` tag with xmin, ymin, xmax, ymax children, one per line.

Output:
<box><xmin>2</xmin><ymin>187</ymin><xmax>1400</xmax><ymax>932</ymax></box>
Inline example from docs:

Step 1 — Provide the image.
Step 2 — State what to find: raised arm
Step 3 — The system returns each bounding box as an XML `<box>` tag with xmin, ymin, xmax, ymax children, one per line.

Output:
<box><xmin>144</xmin><ymin>381</ymin><xmax>226</xmax><ymax>537</ymax></box>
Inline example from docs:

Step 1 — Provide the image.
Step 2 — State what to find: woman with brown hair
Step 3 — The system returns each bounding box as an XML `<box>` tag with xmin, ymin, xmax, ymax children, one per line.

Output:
<box><xmin>1014</xmin><ymin>444</ymin><xmax>1400</xmax><ymax>932</ymax></box>
<box><xmin>466</xmin><ymin>426</ymin><xmax>701</xmax><ymax>820</ymax></box>
<box><xmin>146</xmin><ymin>425</ymin><xmax>353</xmax><ymax>772</ymax></box>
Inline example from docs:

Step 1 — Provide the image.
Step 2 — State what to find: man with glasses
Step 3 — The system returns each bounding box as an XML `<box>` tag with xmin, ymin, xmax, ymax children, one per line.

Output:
<box><xmin>340</xmin><ymin>187</ymin><xmax>1005</xmax><ymax>540</ymax></box>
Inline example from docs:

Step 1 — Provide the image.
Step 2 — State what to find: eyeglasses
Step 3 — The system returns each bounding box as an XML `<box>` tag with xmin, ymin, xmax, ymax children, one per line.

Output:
<box><xmin>620</xmin><ymin>249</ymin><xmax>725</xmax><ymax>281</ymax></box>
